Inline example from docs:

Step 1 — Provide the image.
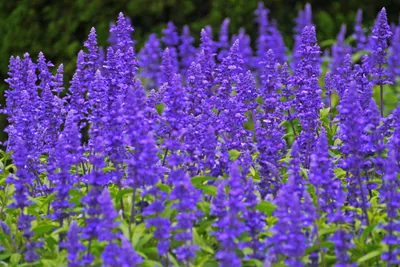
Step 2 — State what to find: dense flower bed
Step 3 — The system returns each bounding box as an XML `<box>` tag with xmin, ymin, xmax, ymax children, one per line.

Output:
<box><xmin>1</xmin><ymin>2</ymin><xmax>400</xmax><ymax>266</ymax></box>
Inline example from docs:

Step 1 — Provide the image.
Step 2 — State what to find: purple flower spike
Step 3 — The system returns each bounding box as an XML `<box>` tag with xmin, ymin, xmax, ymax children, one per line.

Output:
<box><xmin>337</xmin><ymin>82</ymin><xmax>370</xmax><ymax>224</ymax></box>
<box><xmin>218</xmin><ymin>18</ymin><xmax>231</xmax><ymax>61</ymax></box>
<box><xmin>292</xmin><ymin>3</ymin><xmax>314</xmax><ymax>69</ymax></box>
<box><xmin>309</xmin><ymin>128</ymin><xmax>345</xmax><ymax>216</ymax></box>
<box><xmin>388</xmin><ymin>26</ymin><xmax>400</xmax><ymax>84</ymax></box>
<box><xmin>198</xmin><ymin>28</ymin><xmax>215</xmax><ymax>84</ymax></box>
<box><xmin>330</xmin><ymin>229</ymin><xmax>356</xmax><ymax>267</ymax></box>
<box><xmin>293</xmin><ymin>26</ymin><xmax>323</xmax><ymax>167</ymax></box>
<box><xmin>256</xmin><ymin>50</ymin><xmax>286</xmax><ymax>197</ymax></box>
<box><xmin>269</xmin><ymin>156</ymin><xmax>315</xmax><ymax>266</ymax></box>
<box><xmin>37</xmin><ymin>52</ymin><xmax>54</xmax><ymax>90</ymax></box>
<box><xmin>111</xmin><ymin>13</ymin><xmax>134</xmax><ymax>49</ymax></box>
<box><xmin>65</xmin><ymin>222</ymin><xmax>85</xmax><ymax>267</ymax></box>
<box><xmin>162</xmin><ymin>21</ymin><xmax>180</xmax><ymax>48</ymax></box>
<box><xmin>162</xmin><ymin>21</ymin><xmax>180</xmax><ymax>72</ymax></box>
<box><xmin>353</xmin><ymin>9</ymin><xmax>368</xmax><ymax>51</ymax></box>
<box><xmin>139</xmin><ymin>34</ymin><xmax>163</xmax><ymax>88</ymax></box>
<box><xmin>244</xmin><ymin>179</ymin><xmax>266</xmax><ymax>260</ymax></box>
<box><xmin>354</xmin><ymin>55</ymin><xmax>373</xmax><ymax>110</ymax></box>
<box><xmin>370</xmin><ymin>8</ymin><xmax>393</xmax><ymax>116</ymax></box>
<box><xmin>118</xmin><ymin>235</ymin><xmax>143</xmax><ymax>266</ymax></box>
<box><xmin>170</xmin><ymin>170</ymin><xmax>201</xmax><ymax>262</ymax></box>
<box><xmin>179</xmin><ymin>25</ymin><xmax>196</xmax><ymax>73</ymax></box>
<box><xmin>211</xmin><ymin>162</ymin><xmax>246</xmax><ymax>267</ymax></box>
<box><xmin>331</xmin><ymin>25</ymin><xmax>351</xmax><ymax>75</ymax></box>
<box><xmin>380</xmin><ymin>149</ymin><xmax>400</xmax><ymax>265</ymax></box>
<box><xmin>84</xmin><ymin>27</ymin><xmax>99</xmax><ymax>77</ymax></box>
<box><xmin>232</xmin><ymin>28</ymin><xmax>254</xmax><ymax>70</ymax></box>
<box><xmin>254</xmin><ymin>2</ymin><xmax>269</xmax><ymax>69</ymax></box>
<box><xmin>160</xmin><ymin>48</ymin><xmax>177</xmax><ymax>85</ymax></box>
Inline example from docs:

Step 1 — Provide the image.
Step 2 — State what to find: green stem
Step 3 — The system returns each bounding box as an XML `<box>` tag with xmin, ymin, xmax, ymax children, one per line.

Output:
<box><xmin>356</xmin><ymin>174</ymin><xmax>370</xmax><ymax>227</ymax></box>
<box><xmin>328</xmin><ymin>93</ymin><xmax>332</xmax><ymax>127</ymax></box>
<box><xmin>118</xmin><ymin>184</ymin><xmax>126</xmax><ymax>220</ymax></box>
<box><xmin>129</xmin><ymin>187</ymin><xmax>137</xmax><ymax>241</ymax></box>
<box><xmin>288</xmin><ymin>110</ymin><xmax>297</xmax><ymax>137</ymax></box>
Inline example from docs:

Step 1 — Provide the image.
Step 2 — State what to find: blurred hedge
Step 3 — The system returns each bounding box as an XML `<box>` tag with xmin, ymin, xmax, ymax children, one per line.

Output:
<box><xmin>0</xmin><ymin>0</ymin><xmax>399</xmax><ymax>141</ymax></box>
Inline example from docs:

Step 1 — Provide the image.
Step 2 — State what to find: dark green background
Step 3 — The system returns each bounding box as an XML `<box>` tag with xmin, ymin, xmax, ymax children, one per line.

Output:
<box><xmin>0</xmin><ymin>0</ymin><xmax>399</xmax><ymax>142</ymax></box>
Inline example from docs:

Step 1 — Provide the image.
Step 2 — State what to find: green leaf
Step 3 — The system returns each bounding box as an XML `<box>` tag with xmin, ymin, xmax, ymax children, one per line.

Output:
<box><xmin>333</xmin><ymin>168</ymin><xmax>346</xmax><ymax>178</ymax></box>
<box><xmin>156</xmin><ymin>103</ymin><xmax>164</xmax><ymax>115</ymax></box>
<box><xmin>157</xmin><ymin>183</ymin><xmax>171</xmax><ymax>194</ymax></box>
<box><xmin>320</xmin><ymin>107</ymin><xmax>330</xmax><ymax>119</ymax></box>
<box><xmin>193</xmin><ymin>228</ymin><xmax>214</xmax><ymax>254</ymax></box>
<box><xmin>115</xmin><ymin>188</ymin><xmax>133</xmax><ymax>202</ymax></box>
<box><xmin>140</xmin><ymin>247</ymin><xmax>158</xmax><ymax>258</ymax></box>
<box><xmin>197</xmin><ymin>202</ymin><xmax>211</xmax><ymax>215</ymax></box>
<box><xmin>229</xmin><ymin>149</ymin><xmax>241</xmax><ymax>161</ymax></box>
<box><xmin>18</xmin><ymin>264</ymin><xmax>42</xmax><ymax>267</ymax></box>
<box><xmin>352</xmin><ymin>50</ymin><xmax>369</xmax><ymax>62</ymax></box>
<box><xmin>168</xmin><ymin>253</ymin><xmax>179</xmax><ymax>267</ymax></box>
<box><xmin>39</xmin><ymin>193</ymin><xmax>56</xmax><ymax>210</ymax></box>
<box><xmin>306</xmin><ymin>241</ymin><xmax>334</xmax><ymax>254</ymax></box>
<box><xmin>368</xmin><ymin>179</ymin><xmax>382</xmax><ymax>185</ymax></box>
<box><xmin>319</xmin><ymin>226</ymin><xmax>338</xmax><ymax>237</ymax></box>
<box><xmin>195</xmin><ymin>255</ymin><xmax>211</xmax><ymax>267</ymax></box>
<box><xmin>249</xmin><ymin>166</ymin><xmax>256</xmax><ymax>176</ymax></box>
<box><xmin>360</xmin><ymin>224</ymin><xmax>377</xmax><ymax>244</ymax></box>
<box><xmin>300</xmin><ymin>167</ymin><xmax>308</xmax><ymax>179</ymax></box>
<box><xmin>10</xmin><ymin>253</ymin><xmax>21</xmax><ymax>265</ymax></box>
<box><xmin>0</xmin><ymin>252</ymin><xmax>10</xmax><ymax>261</ymax></box>
<box><xmin>136</xmin><ymin>233</ymin><xmax>153</xmax><ymax>250</ymax></box>
<box><xmin>202</xmin><ymin>260</ymin><xmax>219</xmax><ymax>267</ymax></box>
<box><xmin>32</xmin><ymin>222</ymin><xmax>58</xmax><ymax>238</ymax></box>
<box><xmin>102</xmin><ymin>165</ymin><xmax>116</xmax><ymax>173</ymax></box>
<box><xmin>131</xmin><ymin>223</ymin><xmax>146</xmax><ymax>248</ymax></box>
<box><xmin>320</xmin><ymin>39</ymin><xmax>336</xmax><ymax>47</ymax></box>
<box><xmin>357</xmin><ymin>249</ymin><xmax>382</xmax><ymax>263</ymax></box>
<box><xmin>243</xmin><ymin>259</ymin><xmax>264</xmax><ymax>267</ymax></box>
<box><xmin>119</xmin><ymin>220</ymin><xmax>130</xmax><ymax>239</ymax></box>
<box><xmin>44</xmin><ymin>235</ymin><xmax>58</xmax><ymax>250</ymax></box>
<box><xmin>40</xmin><ymin>259</ymin><xmax>59</xmax><ymax>267</ymax></box>
<box><xmin>255</xmin><ymin>201</ymin><xmax>276</xmax><ymax>216</ymax></box>
<box><xmin>160</xmin><ymin>202</ymin><xmax>174</xmax><ymax>217</ymax></box>
<box><xmin>283</xmin><ymin>131</ymin><xmax>294</xmax><ymax>139</ymax></box>
<box><xmin>251</xmin><ymin>152</ymin><xmax>260</xmax><ymax>160</ymax></box>
<box><xmin>191</xmin><ymin>176</ymin><xmax>217</xmax><ymax>186</ymax></box>
<box><xmin>69</xmin><ymin>189</ymin><xmax>84</xmax><ymax>206</ymax></box>
<box><xmin>141</xmin><ymin>259</ymin><xmax>162</xmax><ymax>267</ymax></box>
<box><xmin>196</xmin><ymin>185</ymin><xmax>217</xmax><ymax>196</ymax></box>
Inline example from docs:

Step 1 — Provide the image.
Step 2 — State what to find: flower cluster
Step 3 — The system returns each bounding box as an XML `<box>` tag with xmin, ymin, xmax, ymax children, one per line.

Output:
<box><xmin>2</xmin><ymin>3</ymin><xmax>400</xmax><ymax>267</ymax></box>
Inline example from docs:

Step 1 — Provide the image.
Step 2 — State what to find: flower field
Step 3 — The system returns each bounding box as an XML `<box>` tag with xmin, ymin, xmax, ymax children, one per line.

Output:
<box><xmin>1</xmin><ymin>2</ymin><xmax>400</xmax><ymax>266</ymax></box>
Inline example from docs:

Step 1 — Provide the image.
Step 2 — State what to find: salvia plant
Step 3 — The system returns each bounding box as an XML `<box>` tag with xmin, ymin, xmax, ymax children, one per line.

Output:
<box><xmin>1</xmin><ymin>3</ymin><xmax>400</xmax><ymax>267</ymax></box>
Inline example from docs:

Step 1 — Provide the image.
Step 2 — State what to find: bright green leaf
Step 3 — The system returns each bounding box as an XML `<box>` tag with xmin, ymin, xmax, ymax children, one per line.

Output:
<box><xmin>196</xmin><ymin>185</ymin><xmax>217</xmax><ymax>196</ymax></box>
<box><xmin>141</xmin><ymin>259</ymin><xmax>162</xmax><ymax>267</ymax></box>
<box><xmin>360</xmin><ymin>224</ymin><xmax>377</xmax><ymax>244</ymax></box>
<box><xmin>10</xmin><ymin>253</ymin><xmax>21</xmax><ymax>265</ymax></box>
<box><xmin>193</xmin><ymin>228</ymin><xmax>214</xmax><ymax>254</ymax></box>
<box><xmin>357</xmin><ymin>249</ymin><xmax>382</xmax><ymax>264</ymax></box>
<box><xmin>229</xmin><ymin>149</ymin><xmax>241</xmax><ymax>161</ymax></box>
<box><xmin>156</xmin><ymin>103</ymin><xmax>164</xmax><ymax>115</ymax></box>
<box><xmin>131</xmin><ymin>223</ymin><xmax>146</xmax><ymax>248</ymax></box>
<box><xmin>191</xmin><ymin>176</ymin><xmax>217</xmax><ymax>186</ymax></box>
<box><xmin>255</xmin><ymin>201</ymin><xmax>276</xmax><ymax>217</ymax></box>
<box><xmin>320</xmin><ymin>107</ymin><xmax>330</xmax><ymax>119</ymax></box>
<box><xmin>33</xmin><ymin>222</ymin><xmax>58</xmax><ymax>238</ymax></box>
